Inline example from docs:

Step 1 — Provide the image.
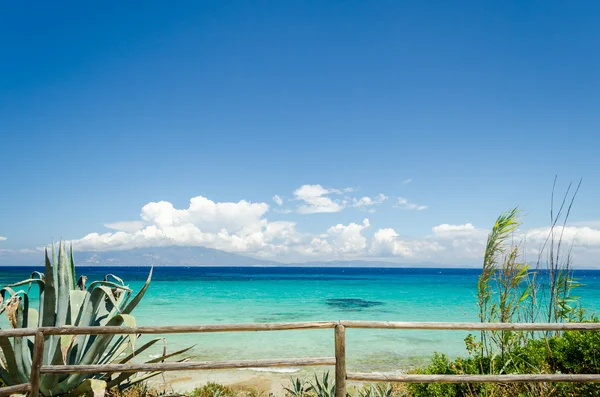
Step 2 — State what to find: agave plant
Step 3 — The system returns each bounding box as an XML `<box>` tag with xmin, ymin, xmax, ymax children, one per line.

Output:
<box><xmin>0</xmin><ymin>243</ymin><xmax>191</xmax><ymax>397</ymax></box>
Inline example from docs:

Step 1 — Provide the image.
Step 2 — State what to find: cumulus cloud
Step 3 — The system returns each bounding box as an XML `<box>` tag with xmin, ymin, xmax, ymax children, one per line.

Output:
<box><xmin>69</xmin><ymin>195</ymin><xmax>377</xmax><ymax>261</ymax></box>
<box><xmin>0</xmin><ymin>236</ymin><xmax>6</xmax><ymax>241</ymax></box>
<box><xmin>432</xmin><ymin>223</ymin><xmax>489</xmax><ymax>259</ymax></box>
<box><xmin>289</xmin><ymin>185</ymin><xmax>388</xmax><ymax>214</ymax></box>
<box><xmin>73</xmin><ymin>196</ymin><xmax>280</xmax><ymax>253</ymax></box>
<box><xmin>370</xmin><ymin>228</ymin><xmax>444</xmax><ymax>258</ymax></box>
<box><xmin>272</xmin><ymin>195</ymin><xmax>284</xmax><ymax>206</ymax></box>
<box><xmin>402</xmin><ymin>178</ymin><xmax>413</xmax><ymax>185</ymax></box>
<box><xmin>395</xmin><ymin>197</ymin><xmax>428</xmax><ymax>211</ymax></box>
<box><xmin>351</xmin><ymin>194</ymin><xmax>387</xmax><ymax>210</ymax></box>
<box><xmin>57</xmin><ymin>185</ymin><xmax>600</xmax><ymax>266</ymax></box>
<box><xmin>293</xmin><ymin>185</ymin><xmax>344</xmax><ymax>214</ymax></box>
<box><xmin>326</xmin><ymin>218</ymin><xmax>371</xmax><ymax>254</ymax></box>
<box><xmin>66</xmin><ymin>191</ymin><xmax>491</xmax><ymax>263</ymax></box>
<box><xmin>525</xmin><ymin>226</ymin><xmax>600</xmax><ymax>248</ymax></box>
<box><xmin>104</xmin><ymin>221</ymin><xmax>145</xmax><ymax>233</ymax></box>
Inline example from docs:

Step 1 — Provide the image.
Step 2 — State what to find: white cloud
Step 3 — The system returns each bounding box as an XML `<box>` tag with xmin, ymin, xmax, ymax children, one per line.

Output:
<box><xmin>272</xmin><ymin>195</ymin><xmax>284</xmax><ymax>206</ymax></box>
<box><xmin>57</xmin><ymin>186</ymin><xmax>600</xmax><ymax>267</ymax></box>
<box><xmin>370</xmin><ymin>228</ymin><xmax>444</xmax><ymax>258</ymax></box>
<box><xmin>395</xmin><ymin>197</ymin><xmax>428</xmax><ymax>211</ymax></box>
<box><xmin>351</xmin><ymin>194</ymin><xmax>387</xmax><ymax>210</ymax></box>
<box><xmin>293</xmin><ymin>184</ymin><xmax>344</xmax><ymax>214</ymax></box>
<box><xmin>290</xmin><ymin>185</ymin><xmax>387</xmax><ymax>214</ymax></box>
<box><xmin>72</xmin><ymin>196</ymin><xmax>280</xmax><ymax>253</ymax></box>
<box><xmin>0</xmin><ymin>236</ymin><xmax>6</xmax><ymax>241</ymax></box>
<box><xmin>67</xmin><ymin>191</ymin><xmax>487</xmax><ymax>263</ymax></box>
<box><xmin>402</xmin><ymin>178</ymin><xmax>413</xmax><ymax>185</ymax></box>
<box><xmin>326</xmin><ymin>218</ymin><xmax>371</xmax><ymax>254</ymax></box>
<box><xmin>526</xmin><ymin>226</ymin><xmax>600</xmax><ymax>248</ymax></box>
<box><xmin>104</xmin><ymin>221</ymin><xmax>145</xmax><ymax>233</ymax></box>
<box><xmin>431</xmin><ymin>223</ymin><xmax>489</xmax><ymax>259</ymax></box>
<box><xmin>432</xmin><ymin>223</ymin><xmax>482</xmax><ymax>238</ymax></box>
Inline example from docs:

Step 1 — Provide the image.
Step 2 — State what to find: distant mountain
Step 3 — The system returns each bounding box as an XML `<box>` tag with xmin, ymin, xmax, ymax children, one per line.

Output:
<box><xmin>73</xmin><ymin>246</ymin><xmax>281</xmax><ymax>266</ymax></box>
<box><xmin>0</xmin><ymin>245</ymin><xmax>458</xmax><ymax>268</ymax></box>
<box><xmin>0</xmin><ymin>246</ymin><xmax>279</xmax><ymax>267</ymax></box>
<box><xmin>289</xmin><ymin>259</ymin><xmax>474</xmax><ymax>268</ymax></box>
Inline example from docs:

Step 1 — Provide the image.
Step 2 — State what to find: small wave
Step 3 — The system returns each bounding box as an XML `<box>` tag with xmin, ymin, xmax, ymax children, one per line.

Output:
<box><xmin>239</xmin><ymin>367</ymin><xmax>300</xmax><ymax>373</ymax></box>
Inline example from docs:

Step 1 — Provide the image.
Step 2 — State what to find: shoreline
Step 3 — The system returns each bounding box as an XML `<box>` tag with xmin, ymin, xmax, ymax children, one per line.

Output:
<box><xmin>153</xmin><ymin>367</ymin><xmax>392</xmax><ymax>395</ymax></box>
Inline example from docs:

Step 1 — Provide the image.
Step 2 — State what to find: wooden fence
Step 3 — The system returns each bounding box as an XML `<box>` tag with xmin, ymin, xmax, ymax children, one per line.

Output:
<box><xmin>2</xmin><ymin>321</ymin><xmax>600</xmax><ymax>397</ymax></box>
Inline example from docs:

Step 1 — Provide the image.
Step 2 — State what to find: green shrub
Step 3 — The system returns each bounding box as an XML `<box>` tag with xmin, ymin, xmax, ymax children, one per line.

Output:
<box><xmin>188</xmin><ymin>382</ymin><xmax>235</xmax><ymax>397</ymax></box>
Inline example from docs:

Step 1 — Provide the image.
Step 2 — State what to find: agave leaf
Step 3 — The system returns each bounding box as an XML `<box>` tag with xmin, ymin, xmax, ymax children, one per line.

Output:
<box><xmin>117</xmin><ymin>371</ymin><xmax>162</xmax><ymax>391</ymax></box>
<box><xmin>98</xmin><ymin>335</ymin><xmax>132</xmax><ymax>366</ymax></box>
<box><xmin>80</xmin><ymin>314</ymin><xmax>137</xmax><ymax>366</ymax></box>
<box><xmin>61</xmin><ymin>335</ymin><xmax>76</xmax><ymax>364</ymax></box>
<box><xmin>39</xmin><ymin>335</ymin><xmax>64</xmax><ymax>393</ymax></box>
<box><xmin>108</xmin><ymin>345</ymin><xmax>195</xmax><ymax>388</ymax></box>
<box><xmin>74</xmin><ymin>286</ymin><xmax>122</xmax><ymax>364</ymax></box>
<box><xmin>27</xmin><ymin>308</ymin><xmax>39</xmax><ymax>330</ymax></box>
<box><xmin>62</xmin><ymin>378</ymin><xmax>107</xmax><ymax>397</ymax></box>
<box><xmin>103</xmin><ymin>274</ymin><xmax>125</xmax><ymax>285</ymax></box>
<box><xmin>13</xmin><ymin>294</ymin><xmax>32</xmax><ymax>385</ymax></box>
<box><xmin>106</xmin><ymin>288</ymin><xmax>132</xmax><ymax>321</ymax></box>
<box><xmin>30</xmin><ymin>271</ymin><xmax>45</xmax><ymax>280</ymax></box>
<box><xmin>87</xmin><ymin>281</ymin><xmax>132</xmax><ymax>293</ymax></box>
<box><xmin>76</xmin><ymin>286</ymin><xmax>120</xmax><ymax>327</ymax></box>
<box><xmin>122</xmin><ymin>267</ymin><xmax>153</xmax><ymax>315</ymax></box>
<box><xmin>6</xmin><ymin>278</ymin><xmax>45</xmax><ymax>290</ymax></box>
<box><xmin>0</xmin><ymin>287</ymin><xmax>17</xmax><ymax>300</ymax></box>
<box><xmin>61</xmin><ymin>314</ymin><xmax>137</xmax><ymax>393</ymax></box>
<box><xmin>0</xmin><ymin>336</ymin><xmax>24</xmax><ymax>384</ymax></box>
<box><xmin>0</xmin><ymin>363</ymin><xmax>12</xmax><ymax>385</ymax></box>
<box><xmin>116</xmin><ymin>338</ymin><xmax>164</xmax><ymax>364</ymax></box>
<box><xmin>42</xmin><ymin>248</ymin><xmax>57</xmax><ymax>327</ymax></box>
<box><xmin>69</xmin><ymin>290</ymin><xmax>88</xmax><ymax>325</ymax></box>
<box><xmin>69</xmin><ymin>244</ymin><xmax>77</xmax><ymax>290</ymax></box>
<box><xmin>56</xmin><ymin>242</ymin><xmax>72</xmax><ymax>327</ymax></box>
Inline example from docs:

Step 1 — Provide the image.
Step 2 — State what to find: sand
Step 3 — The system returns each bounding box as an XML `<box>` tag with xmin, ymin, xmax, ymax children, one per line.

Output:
<box><xmin>152</xmin><ymin>367</ymin><xmax>351</xmax><ymax>395</ymax></box>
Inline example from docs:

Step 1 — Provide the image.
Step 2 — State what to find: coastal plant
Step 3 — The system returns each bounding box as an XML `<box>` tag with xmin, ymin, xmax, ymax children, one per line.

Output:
<box><xmin>284</xmin><ymin>377</ymin><xmax>309</xmax><ymax>397</ymax></box>
<box><xmin>409</xmin><ymin>180</ymin><xmax>600</xmax><ymax>397</ymax></box>
<box><xmin>356</xmin><ymin>383</ymin><xmax>402</xmax><ymax>397</ymax></box>
<box><xmin>188</xmin><ymin>383</ymin><xmax>234</xmax><ymax>397</ymax></box>
<box><xmin>307</xmin><ymin>372</ymin><xmax>335</xmax><ymax>397</ymax></box>
<box><xmin>0</xmin><ymin>243</ymin><xmax>191</xmax><ymax>397</ymax></box>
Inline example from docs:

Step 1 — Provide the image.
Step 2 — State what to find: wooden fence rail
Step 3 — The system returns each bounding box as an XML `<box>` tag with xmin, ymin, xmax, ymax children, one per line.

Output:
<box><xmin>1</xmin><ymin>321</ymin><xmax>600</xmax><ymax>397</ymax></box>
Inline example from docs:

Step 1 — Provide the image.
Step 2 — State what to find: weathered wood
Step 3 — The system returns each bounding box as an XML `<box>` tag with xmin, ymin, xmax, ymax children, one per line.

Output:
<box><xmin>347</xmin><ymin>373</ymin><xmax>600</xmax><ymax>383</ymax></box>
<box><xmin>341</xmin><ymin>321</ymin><xmax>600</xmax><ymax>331</ymax></box>
<box><xmin>41</xmin><ymin>357</ymin><xmax>336</xmax><ymax>374</ymax></box>
<box><xmin>0</xmin><ymin>383</ymin><xmax>31</xmax><ymax>397</ymax></box>
<box><xmin>0</xmin><ymin>328</ymin><xmax>38</xmax><ymax>338</ymax></box>
<box><xmin>38</xmin><ymin>321</ymin><xmax>337</xmax><ymax>336</ymax></box>
<box><xmin>2</xmin><ymin>321</ymin><xmax>600</xmax><ymax>338</ymax></box>
<box><xmin>334</xmin><ymin>325</ymin><xmax>347</xmax><ymax>397</ymax></box>
<box><xmin>29</xmin><ymin>331</ymin><xmax>45</xmax><ymax>397</ymax></box>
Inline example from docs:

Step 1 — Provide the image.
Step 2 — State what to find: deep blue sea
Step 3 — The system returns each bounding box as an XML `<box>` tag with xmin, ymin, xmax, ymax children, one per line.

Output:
<box><xmin>1</xmin><ymin>266</ymin><xmax>599</xmax><ymax>372</ymax></box>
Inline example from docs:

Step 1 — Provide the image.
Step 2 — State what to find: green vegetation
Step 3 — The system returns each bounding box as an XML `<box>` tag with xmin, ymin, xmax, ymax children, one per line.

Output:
<box><xmin>188</xmin><ymin>382</ymin><xmax>236</xmax><ymax>397</ymax></box>
<box><xmin>409</xmin><ymin>183</ymin><xmax>599</xmax><ymax>397</ymax></box>
<box><xmin>284</xmin><ymin>372</ymin><xmax>408</xmax><ymax>397</ymax></box>
<box><xmin>187</xmin><ymin>382</ymin><xmax>271</xmax><ymax>397</ymax></box>
<box><xmin>0</xmin><ymin>243</ymin><xmax>190</xmax><ymax>397</ymax></box>
<box><xmin>1</xmin><ymin>184</ymin><xmax>596</xmax><ymax>397</ymax></box>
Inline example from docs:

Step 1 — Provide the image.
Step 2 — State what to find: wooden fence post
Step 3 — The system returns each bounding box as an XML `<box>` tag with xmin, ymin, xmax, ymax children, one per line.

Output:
<box><xmin>29</xmin><ymin>332</ymin><xmax>45</xmax><ymax>397</ymax></box>
<box><xmin>335</xmin><ymin>324</ymin><xmax>347</xmax><ymax>397</ymax></box>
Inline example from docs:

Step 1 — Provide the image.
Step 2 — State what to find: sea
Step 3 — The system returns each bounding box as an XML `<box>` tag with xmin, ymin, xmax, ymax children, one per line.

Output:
<box><xmin>1</xmin><ymin>266</ymin><xmax>599</xmax><ymax>372</ymax></box>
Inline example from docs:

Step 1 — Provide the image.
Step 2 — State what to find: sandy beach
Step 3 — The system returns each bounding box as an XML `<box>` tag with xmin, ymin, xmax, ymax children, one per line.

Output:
<box><xmin>155</xmin><ymin>368</ymin><xmax>331</xmax><ymax>395</ymax></box>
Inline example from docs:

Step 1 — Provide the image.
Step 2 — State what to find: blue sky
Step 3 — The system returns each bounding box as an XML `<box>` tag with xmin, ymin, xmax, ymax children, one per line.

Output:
<box><xmin>1</xmin><ymin>1</ymin><xmax>599</xmax><ymax>265</ymax></box>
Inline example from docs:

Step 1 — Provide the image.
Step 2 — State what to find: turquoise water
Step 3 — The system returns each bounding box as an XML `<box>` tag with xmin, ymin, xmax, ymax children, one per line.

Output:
<box><xmin>1</xmin><ymin>266</ymin><xmax>599</xmax><ymax>372</ymax></box>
